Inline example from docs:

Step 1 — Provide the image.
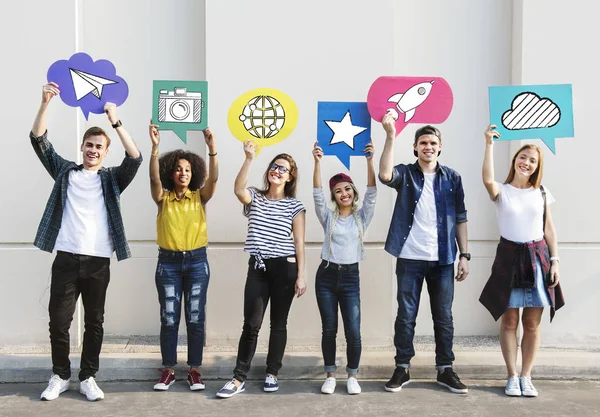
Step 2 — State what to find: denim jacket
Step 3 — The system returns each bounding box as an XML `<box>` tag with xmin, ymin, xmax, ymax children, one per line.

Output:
<box><xmin>380</xmin><ymin>161</ymin><xmax>467</xmax><ymax>265</ymax></box>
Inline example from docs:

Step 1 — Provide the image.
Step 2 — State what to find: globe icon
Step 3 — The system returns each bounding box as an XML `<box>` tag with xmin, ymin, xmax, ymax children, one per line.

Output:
<box><xmin>239</xmin><ymin>95</ymin><xmax>286</xmax><ymax>139</ymax></box>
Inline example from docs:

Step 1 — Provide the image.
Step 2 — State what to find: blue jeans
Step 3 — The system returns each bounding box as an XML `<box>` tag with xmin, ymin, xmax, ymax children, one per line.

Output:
<box><xmin>155</xmin><ymin>247</ymin><xmax>210</xmax><ymax>368</ymax></box>
<box><xmin>394</xmin><ymin>258</ymin><xmax>455</xmax><ymax>368</ymax></box>
<box><xmin>315</xmin><ymin>260</ymin><xmax>361</xmax><ymax>374</ymax></box>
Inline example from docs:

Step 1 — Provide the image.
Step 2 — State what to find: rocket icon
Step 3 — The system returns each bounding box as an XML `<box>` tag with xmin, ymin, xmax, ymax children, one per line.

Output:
<box><xmin>387</xmin><ymin>81</ymin><xmax>435</xmax><ymax>123</ymax></box>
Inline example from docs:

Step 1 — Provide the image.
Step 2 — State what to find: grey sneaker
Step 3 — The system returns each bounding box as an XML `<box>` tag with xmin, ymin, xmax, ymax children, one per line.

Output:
<box><xmin>505</xmin><ymin>375</ymin><xmax>522</xmax><ymax>396</ymax></box>
<box><xmin>216</xmin><ymin>379</ymin><xmax>246</xmax><ymax>398</ymax></box>
<box><xmin>40</xmin><ymin>374</ymin><xmax>70</xmax><ymax>401</ymax></box>
<box><xmin>519</xmin><ymin>376</ymin><xmax>538</xmax><ymax>397</ymax></box>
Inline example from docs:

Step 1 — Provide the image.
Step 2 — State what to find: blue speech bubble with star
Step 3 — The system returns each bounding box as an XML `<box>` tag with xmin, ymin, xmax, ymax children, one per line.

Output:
<box><xmin>317</xmin><ymin>102</ymin><xmax>372</xmax><ymax>169</ymax></box>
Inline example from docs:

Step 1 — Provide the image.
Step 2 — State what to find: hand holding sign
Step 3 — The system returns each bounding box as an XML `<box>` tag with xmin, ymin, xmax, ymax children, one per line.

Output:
<box><xmin>367</xmin><ymin>76</ymin><xmax>454</xmax><ymax>136</ymax></box>
<box><xmin>488</xmin><ymin>84</ymin><xmax>574</xmax><ymax>154</ymax></box>
<box><xmin>47</xmin><ymin>52</ymin><xmax>128</xmax><ymax>120</ymax></box>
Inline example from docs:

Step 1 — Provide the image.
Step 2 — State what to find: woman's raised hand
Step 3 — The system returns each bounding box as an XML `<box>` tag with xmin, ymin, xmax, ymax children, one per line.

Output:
<box><xmin>485</xmin><ymin>124</ymin><xmax>500</xmax><ymax>145</ymax></box>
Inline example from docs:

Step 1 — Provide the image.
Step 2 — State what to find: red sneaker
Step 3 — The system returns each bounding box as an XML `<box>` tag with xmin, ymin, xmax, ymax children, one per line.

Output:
<box><xmin>187</xmin><ymin>370</ymin><xmax>205</xmax><ymax>391</ymax></box>
<box><xmin>153</xmin><ymin>369</ymin><xmax>175</xmax><ymax>391</ymax></box>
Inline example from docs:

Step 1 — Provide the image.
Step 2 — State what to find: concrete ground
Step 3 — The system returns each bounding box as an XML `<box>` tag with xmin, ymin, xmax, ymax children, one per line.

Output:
<box><xmin>1</xmin><ymin>379</ymin><xmax>599</xmax><ymax>417</ymax></box>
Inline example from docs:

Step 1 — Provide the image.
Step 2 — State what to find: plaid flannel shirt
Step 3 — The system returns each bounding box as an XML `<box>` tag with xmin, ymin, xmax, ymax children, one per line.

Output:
<box><xmin>30</xmin><ymin>130</ymin><xmax>142</xmax><ymax>261</ymax></box>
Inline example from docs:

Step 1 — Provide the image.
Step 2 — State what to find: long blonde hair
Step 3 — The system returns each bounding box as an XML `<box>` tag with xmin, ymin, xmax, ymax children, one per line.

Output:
<box><xmin>326</xmin><ymin>183</ymin><xmax>363</xmax><ymax>260</ymax></box>
<box><xmin>504</xmin><ymin>144</ymin><xmax>544</xmax><ymax>188</ymax></box>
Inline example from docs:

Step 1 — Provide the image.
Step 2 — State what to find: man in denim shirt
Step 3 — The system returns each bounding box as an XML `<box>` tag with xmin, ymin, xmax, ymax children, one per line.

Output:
<box><xmin>32</xmin><ymin>83</ymin><xmax>142</xmax><ymax>402</ymax></box>
<box><xmin>378</xmin><ymin>113</ymin><xmax>470</xmax><ymax>394</ymax></box>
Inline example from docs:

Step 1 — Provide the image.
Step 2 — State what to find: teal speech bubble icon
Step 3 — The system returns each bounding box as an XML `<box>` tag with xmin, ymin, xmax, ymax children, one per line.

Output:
<box><xmin>489</xmin><ymin>84</ymin><xmax>573</xmax><ymax>154</ymax></box>
<box><xmin>152</xmin><ymin>80</ymin><xmax>208</xmax><ymax>143</ymax></box>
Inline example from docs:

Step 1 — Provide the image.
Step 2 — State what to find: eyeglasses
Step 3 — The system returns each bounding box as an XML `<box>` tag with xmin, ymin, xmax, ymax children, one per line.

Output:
<box><xmin>270</xmin><ymin>163</ymin><xmax>289</xmax><ymax>174</ymax></box>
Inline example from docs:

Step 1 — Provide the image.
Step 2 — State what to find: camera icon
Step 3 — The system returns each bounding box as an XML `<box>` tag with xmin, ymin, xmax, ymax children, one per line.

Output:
<box><xmin>158</xmin><ymin>87</ymin><xmax>204</xmax><ymax>123</ymax></box>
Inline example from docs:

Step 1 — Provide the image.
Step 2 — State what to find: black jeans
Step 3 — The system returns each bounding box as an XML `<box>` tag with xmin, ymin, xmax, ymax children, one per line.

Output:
<box><xmin>48</xmin><ymin>251</ymin><xmax>110</xmax><ymax>381</ymax></box>
<box><xmin>233</xmin><ymin>255</ymin><xmax>297</xmax><ymax>382</ymax></box>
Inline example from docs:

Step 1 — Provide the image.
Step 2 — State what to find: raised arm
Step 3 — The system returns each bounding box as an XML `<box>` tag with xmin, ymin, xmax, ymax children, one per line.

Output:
<box><xmin>234</xmin><ymin>140</ymin><xmax>257</xmax><ymax>205</ymax></box>
<box><xmin>104</xmin><ymin>103</ymin><xmax>141</xmax><ymax>158</ymax></box>
<box><xmin>312</xmin><ymin>141</ymin><xmax>323</xmax><ymax>188</ymax></box>
<box><xmin>364</xmin><ymin>140</ymin><xmax>376</xmax><ymax>186</ymax></box>
<box><xmin>148</xmin><ymin>121</ymin><xmax>164</xmax><ymax>205</ymax></box>
<box><xmin>378</xmin><ymin>112</ymin><xmax>396</xmax><ymax>183</ymax></box>
<box><xmin>200</xmin><ymin>127</ymin><xmax>219</xmax><ymax>204</ymax></box>
<box><xmin>32</xmin><ymin>82</ymin><xmax>59</xmax><ymax>137</ymax></box>
<box><xmin>544</xmin><ymin>204</ymin><xmax>560</xmax><ymax>288</ymax></box>
<box><xmin>482</xmin><ymin>124</ymin><xmax>500</xmax><ymax>201</ymax></box>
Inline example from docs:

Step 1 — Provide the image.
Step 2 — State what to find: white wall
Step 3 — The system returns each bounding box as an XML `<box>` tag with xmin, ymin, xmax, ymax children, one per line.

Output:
<box><xmin>0</xmin><ymin>0</ymin><xmax>597</xmax><ymax>349</ymax></box>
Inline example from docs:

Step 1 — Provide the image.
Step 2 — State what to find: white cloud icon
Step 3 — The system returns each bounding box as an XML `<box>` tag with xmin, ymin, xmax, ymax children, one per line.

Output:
<box><xmin>502</xmin><ymin>92</ymin><xmax>561</xmax><ymax>130</ymax></box>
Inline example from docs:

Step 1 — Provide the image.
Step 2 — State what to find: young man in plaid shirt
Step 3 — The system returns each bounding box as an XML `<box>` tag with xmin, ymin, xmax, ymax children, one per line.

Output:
<box><xmin>31</xmin><ymin>82</ymin><xmax>142</xmax><ymax>401</ymax></box>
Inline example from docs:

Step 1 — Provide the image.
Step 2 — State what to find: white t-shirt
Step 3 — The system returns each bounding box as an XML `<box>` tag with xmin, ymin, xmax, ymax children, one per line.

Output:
<box><xmin>494</xmin><ymin>182</ymin><xmax>555</xmax><ymax>243</ymax></box>
<box><xmin>55</xmin><ymin>169</ymin><xmax>114</xmax><ymax>258</ymax></box>
<box><xmin>400</xmin><ymin>172</ymin><xmax>438</xmax><ymax>261</ymax></box>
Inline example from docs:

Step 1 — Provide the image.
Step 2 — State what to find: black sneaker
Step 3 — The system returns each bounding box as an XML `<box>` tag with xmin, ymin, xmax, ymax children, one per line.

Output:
<box><xmin>436</xmin><ymin>368</ymin><xmax>468</xmax><ymax>394</ymax></box>
<box><xmin>384</xmin><ymin>368</ymin><xmax>410</xmax><ymax>392</ymax></box>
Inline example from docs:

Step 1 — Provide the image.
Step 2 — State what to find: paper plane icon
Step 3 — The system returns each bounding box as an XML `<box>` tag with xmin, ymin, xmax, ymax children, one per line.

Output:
<box><xmin>69</xmin><ymin>68</ymin><xmax>118</xmax><ymax>101</ymax></box>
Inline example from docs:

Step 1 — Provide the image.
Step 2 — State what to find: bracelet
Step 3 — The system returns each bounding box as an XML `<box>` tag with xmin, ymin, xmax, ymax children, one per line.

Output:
<box><xmin>549</xmin><ymin>256</ymin><xmax>560</xmax><ymax>263</ymax></box>
<box><xmin>208</xmin><ymin>152</ymin><xmax>217</xmax><ymax>157</ymax></box>
<box><xmin>151</xmin><ymin>151</ymin><xmax>159</xmax><ymax>157</ymax></box>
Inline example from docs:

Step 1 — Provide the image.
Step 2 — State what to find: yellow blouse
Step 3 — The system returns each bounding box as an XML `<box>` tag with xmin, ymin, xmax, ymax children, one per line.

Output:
<box><xmin>156</xmin><ymin>189</ymin><xmax>208</xmax><ymax>251</ymax></box>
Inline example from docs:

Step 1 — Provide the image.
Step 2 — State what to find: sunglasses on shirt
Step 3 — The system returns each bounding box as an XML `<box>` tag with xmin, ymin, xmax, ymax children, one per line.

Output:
<box><xmin>270</xmin><ymin>163</ymin><xmax>290</xmax><ymax>174</ymax></box>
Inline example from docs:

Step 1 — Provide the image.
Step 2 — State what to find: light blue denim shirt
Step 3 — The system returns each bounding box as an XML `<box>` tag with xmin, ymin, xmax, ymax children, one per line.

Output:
<box><xmin>313</xmin><ymin>186</ymin><xmax>377</xmax><ymax>264</ymax></box>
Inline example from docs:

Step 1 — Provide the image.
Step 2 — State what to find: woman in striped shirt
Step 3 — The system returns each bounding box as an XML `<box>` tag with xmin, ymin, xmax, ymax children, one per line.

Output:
<box><xmin>312</xmin><ymin>141</ymin><xmax>376</xmax><ymax>395</ymax></box>
<box><xmin>217</xmin><ymin>140</ymin><xmax>306</xmax><ymax>398</ymax></box>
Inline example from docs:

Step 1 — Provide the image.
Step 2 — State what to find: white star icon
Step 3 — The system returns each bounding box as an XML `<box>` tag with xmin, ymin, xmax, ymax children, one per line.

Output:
<box><xmin>325</xmin><ymin>111</ymin><xmax>367</xmax><ymax>150</ymax></box>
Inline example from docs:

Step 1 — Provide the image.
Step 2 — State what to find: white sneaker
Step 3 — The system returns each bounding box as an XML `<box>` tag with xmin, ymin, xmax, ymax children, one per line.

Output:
<box><xmin>347</xmin><ymin>377</ymin><xmax>361</xmax><ymax>395</ymax></box>
<box><xmin>40</xmin><ymin>374</ymin><xmax>70</xmax><ymax>401</ymax></box>
<box><xmin>519</xmin><ymin>376</ymin><xmax>538</xmax><ymax>397</ymax></box>
<box><xmin>79</xmin><ymin>377</ymin><xmax>105</xmax><ymax>401</ymax></box>
<box><xmin>504</xmin><ymin>375</ymin><xmax>522</xmax><ymax>396</ymax></box>
<box><xmin>321</xmin><ymin>377</ymin><xmax>336</xmax><ymax>394</ymax></box>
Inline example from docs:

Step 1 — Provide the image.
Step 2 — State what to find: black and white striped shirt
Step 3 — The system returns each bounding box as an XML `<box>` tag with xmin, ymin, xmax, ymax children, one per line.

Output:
<box><xmin>243</xmin><ymin>188</ymin><xmax>305</xmax><ymax>259</ymax></box>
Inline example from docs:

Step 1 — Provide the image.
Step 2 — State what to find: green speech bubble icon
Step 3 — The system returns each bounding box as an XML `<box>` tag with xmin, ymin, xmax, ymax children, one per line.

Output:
<box><xmin>152</xmin><ymin>80</ymin><xmax>208</xmax><ymax>143</ymax></box>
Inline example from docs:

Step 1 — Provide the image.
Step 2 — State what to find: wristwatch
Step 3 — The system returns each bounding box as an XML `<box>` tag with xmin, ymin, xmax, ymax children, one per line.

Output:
<box><xmin>112</xmin><ymin>120</ymin><xmax>122</xmax><ymax>128</ymax></box>
<box><xmin>459</xmin><ymin>253</ymin><xmax>471</xmax><ymax>261</ymax></box>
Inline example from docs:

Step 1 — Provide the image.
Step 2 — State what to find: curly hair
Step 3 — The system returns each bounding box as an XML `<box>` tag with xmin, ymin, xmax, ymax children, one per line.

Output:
<box><xmin>159</xmin><ymin>150</ymin><xmax>207</xmax><ymax>191</ymax></box>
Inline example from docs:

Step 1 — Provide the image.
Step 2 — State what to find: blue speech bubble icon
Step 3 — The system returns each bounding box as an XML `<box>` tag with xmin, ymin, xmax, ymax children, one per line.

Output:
<box><xmin>489</xmin><ymin>84</ymin><xmax>574</xmax><ymax>154</ymax></box>
<box><xmin>317</xmin><ymin>102</ymin><xmax>371</xmax><ymax>169</ymax></box>
<box><xmin>47</xmin><ymin>52</ymin><xmax>129</xmax><ymax>120</ymax></box>
<box><xmin>152</xmin><ymin>80</ymin><xmax>208</xmax><ymax>143</ymax></box>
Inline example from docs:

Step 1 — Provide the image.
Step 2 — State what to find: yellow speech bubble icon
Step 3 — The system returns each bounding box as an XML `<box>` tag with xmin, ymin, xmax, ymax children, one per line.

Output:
<box><xmin>227</xmin><ymin>88</ymin><xmax>298</xmax><ymax>155</ymax></box>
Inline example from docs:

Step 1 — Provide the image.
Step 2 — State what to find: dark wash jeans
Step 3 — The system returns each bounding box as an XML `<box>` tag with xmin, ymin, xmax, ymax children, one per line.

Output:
<box><xmin>233</xmin><ymin>255</ymin><xmax>297</xmax><ymax>383</ymax></box>
<box><xmin>394</xmin><ymin>258</ymin><xmax>455</xmax><ymax>367</ymax></box>
<box><xmin>49</xmin><ymin>251</ymin><xmax>110</xmax><ymax>381</ymax></box>
<box><xmin>315</xmin><ymin>260</ymin><xmax>361</xmax><ymax>374</ymax></box>
<box><xmin>155</xmin><ymin>247</ymin><xmax>210</xmax><ymax>367</ymax></box>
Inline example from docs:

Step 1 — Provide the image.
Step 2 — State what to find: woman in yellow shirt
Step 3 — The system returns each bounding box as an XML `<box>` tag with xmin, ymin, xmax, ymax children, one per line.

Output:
<box><xmin>148</xmin><ymin>122</ymin><xmax>218</xmax><ymax>392</ymax></box>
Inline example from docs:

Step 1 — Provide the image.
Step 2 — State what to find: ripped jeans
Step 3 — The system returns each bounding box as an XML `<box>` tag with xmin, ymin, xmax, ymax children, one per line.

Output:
<box><xmin>155</xmin><ymin>247</ymin><xmax>210</xmax><ymax>368</ymax></box>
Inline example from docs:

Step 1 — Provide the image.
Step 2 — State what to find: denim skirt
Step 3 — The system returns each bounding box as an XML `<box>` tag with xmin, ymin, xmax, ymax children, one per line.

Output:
<box><xmin>507</xmin><ymin>257</ymin><xmax>551</xmax><ymax>308</ymax></box>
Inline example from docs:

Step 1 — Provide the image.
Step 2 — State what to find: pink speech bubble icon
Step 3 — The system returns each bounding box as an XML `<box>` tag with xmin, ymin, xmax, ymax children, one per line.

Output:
<box><xmin>367</xmin><ymin>76</ymin><xmax>453</xmax><ymax>136</ymax></box>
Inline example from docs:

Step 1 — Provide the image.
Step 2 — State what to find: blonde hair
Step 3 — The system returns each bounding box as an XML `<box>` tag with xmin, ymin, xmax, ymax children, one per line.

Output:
<box><xmin>504</xmin><ymin>144</ymin><xmax>544</xmax><ymax>189</ymax></box>
<box><xmin>326</xmin><ymin>184</ymin><xmax>364</xmax><ymax>261</ymax></box>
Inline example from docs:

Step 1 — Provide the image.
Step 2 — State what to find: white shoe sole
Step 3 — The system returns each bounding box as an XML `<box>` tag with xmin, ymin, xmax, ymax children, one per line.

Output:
<box><xmin>436</xmin><ymin>381</ymin><xmax>468</xmax><ymax>394</ymax></box>
<box><xmin>189</xmin><ymin>384</ymin><xmax>206</xmax><ymax>391</ymax></box>
<box><xmin>522</xmin><ymin>391</ymin><xmax>538</xmax><ymax>397</ymax></box>
<box><xmin>384</xmin><ymin>380</ymin><xmax>410</xmax><ymax>392</ymax></box>
<box><xmin>153</xmin><ymin>380</ymin><xmax>175</xmax><ymax>391</ymax></box>
<box><xmin>79</xmin><ymin>389</ymin><xmax>104</xmax><ymax>401</ymax></box>
<box><xmin>216</xmin><ymin>386</ymin><xmax>245</xmax><ymax>398</ymax></box>
<box><xmin>264</xmin><ymin>386</ymin><xmax>279</xmax><ymax>392</ymax></box>
<box><xmin>40</xmin><ymin>384</ymin><xmax>69</xmax><ymax>401</ymax></box>
<box><xmin>505</xmin><ymin>389</ymin><xmax>522</xmax><ymax>396</ymax></box>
